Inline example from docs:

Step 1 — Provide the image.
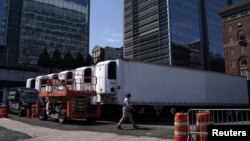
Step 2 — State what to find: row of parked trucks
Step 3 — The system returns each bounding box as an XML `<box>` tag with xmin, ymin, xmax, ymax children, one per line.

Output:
<box><xmin>25</xmin><ymin>59</ymin><xmax>250</xmax><ymax>122</ymax></box>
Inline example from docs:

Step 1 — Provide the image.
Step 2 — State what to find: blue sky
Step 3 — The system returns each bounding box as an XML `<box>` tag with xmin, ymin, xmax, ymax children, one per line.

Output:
<box><xmin>89</xmin><ymin>0</ymin><xmax>123</xmax><ymax>52</ymax></box>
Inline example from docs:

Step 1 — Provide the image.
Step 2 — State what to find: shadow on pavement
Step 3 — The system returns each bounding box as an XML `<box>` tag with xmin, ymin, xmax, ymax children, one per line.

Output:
<box><xmin>7</xmin><ymin>114</ymin><xmax>173</xmax><ymax>139</ymax></box>
<box><xmin>0</xmin><ymin>126</ymin><xmax>32</xmax><ymax>141</ymax></box>
<box><xmin>122</xmin><ymin>126</ymin><xmax>152</xmax><ymax>131</ymax></box>
<box><xmin>67</xmin><ymin>120</ymin><xmax>113</xmax><ymax>126</ymax></box>
<box><xmin>100</xmin><ymin>116</ymin><xmax>174</xmax><ymax>126</ymax></box>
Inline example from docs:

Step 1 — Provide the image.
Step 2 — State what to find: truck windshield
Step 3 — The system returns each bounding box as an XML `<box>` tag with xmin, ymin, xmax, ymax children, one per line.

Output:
<box><xmin>20</xmin><ymin>91</ymin><xmax>38</xmax><ymax>103</ymax></box>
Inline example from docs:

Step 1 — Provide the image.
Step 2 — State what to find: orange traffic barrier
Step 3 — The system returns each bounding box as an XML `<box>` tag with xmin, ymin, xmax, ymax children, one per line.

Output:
<box><xmin>196</xmin><ymin>111</ymin><xmax>212</xmax><ymax>141</ymax></box>
<box><xmin>174</xmin><ymin>112</ymin><xmax>188</xmax><ymax>141</ymax></box>
<box><xmin>0</xmin><ymin>105</ymin><xmax>7</xmax><ymax>118</ymax></box>
<box><xmin>26</xmin><ymin>109</ymin><xmax>31</xmax><ymax>119</ymax></box>
<box><xmin>32</xmin><ymin>104</ymin><xmax>37</xmax><ymax>118</ymax></box>
<box><xmin>67</xmin><ymin>102</ymin><xmax>72</xmax><ymax>118</ymax></box>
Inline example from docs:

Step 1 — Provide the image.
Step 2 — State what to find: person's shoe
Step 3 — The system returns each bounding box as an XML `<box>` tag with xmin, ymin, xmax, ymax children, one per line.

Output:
<box><xmin>117</xmin><ymin>125</ymin><xmax>122</xmax><ymax>129</ymax></box>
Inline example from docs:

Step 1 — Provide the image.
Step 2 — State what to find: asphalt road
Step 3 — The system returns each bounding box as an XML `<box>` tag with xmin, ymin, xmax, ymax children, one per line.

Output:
<box><xmin>6</xmin><ymin>114</ymin><xmax>174</xmax><ymax>139</ymax></box>
<box><xmin>0</xmin><ymin>126</ymin><xmax>31</xmax><ymax>141</ymax></box>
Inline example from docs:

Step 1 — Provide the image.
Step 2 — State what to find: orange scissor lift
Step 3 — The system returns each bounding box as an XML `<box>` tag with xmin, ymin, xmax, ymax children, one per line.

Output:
<box><xmin>37</xmin><ymin>72</ymin><xmax>101</xmax><ymax>124</ymax></box>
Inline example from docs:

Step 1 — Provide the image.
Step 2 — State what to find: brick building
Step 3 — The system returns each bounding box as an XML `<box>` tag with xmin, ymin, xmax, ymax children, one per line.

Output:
<box><xmin>220</xmin><ymin>0</ymin><xmax>250</xmax><ymax>79</ymax></box>
<box><xmin>92</xmin><ymin>45</ymin><xmax>105</xmax><ymax>64</ymax></box>
<box><xmin>92</xmin><ymin>45</ymin><xmax>123</xmax><ymax>64</ymax></box>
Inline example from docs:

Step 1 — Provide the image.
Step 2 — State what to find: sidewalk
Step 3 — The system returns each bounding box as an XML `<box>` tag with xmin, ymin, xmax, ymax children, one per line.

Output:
<box><xmin>0</xmin><ymin>118</ymin><xmax>174</xmax><ymax>141</ymax></box>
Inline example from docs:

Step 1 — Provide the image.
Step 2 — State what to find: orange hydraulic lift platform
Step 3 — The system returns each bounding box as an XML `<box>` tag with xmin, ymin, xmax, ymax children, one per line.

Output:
<box><xmin>37</xmin><ymin>72</ymin><xmax>101</xmax><ymax>124</ymax></box>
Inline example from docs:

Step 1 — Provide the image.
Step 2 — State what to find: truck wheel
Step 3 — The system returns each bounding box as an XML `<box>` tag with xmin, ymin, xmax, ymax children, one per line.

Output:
<box><xmin>18</xmin><ymin>108</ymin><xmax>25</xmax><ymax>117</ymax></box>
<box><xmin>58</xmin><ymin>111</ymin><xmax>67</xmax><ymax>124</ymax></box>
<box><xmin>170</xmin><ymin>108</ymin><xmax>176</xmax><ymax>115</ymax></box>
<box><xmin>39</xmin><ymin>109</ymin><xmax>48</xmax><ymax>120</ymax></box>
<box><xmin>8</xmin><ymin>108</ymin><xmax>12</xmax><ymax>114</ymax></box>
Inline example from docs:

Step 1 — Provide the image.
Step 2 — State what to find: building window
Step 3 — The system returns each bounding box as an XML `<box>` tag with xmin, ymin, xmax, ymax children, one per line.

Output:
<box><xmin>228</xmin><ymin>25</ymin><xmax>232</xmax><ymax>32</ymax></box>
<box><xmin>230</xmin><ymin>48</ymin><xmax>234</xmax><ymax>56</ymax></box>
<box><xmin>240</xmin><ymin>68</ymin><xmax>248</xmax><ymax>78</ymax></box>
<box><xmin>231</xmin><ymin>60</ymin><xmax>236</xmax><ymax>68</ymax></box>
<box><xmin>241</xmin><ymin>59</ymin><xmax>248</xmax><ymax>66</ymax></box>
<box><xmin>238</xmin><ymin>21</ymin><xmax>242</xmax><ymax>27</ymax></box>
<box><xmin>239</xmin><ymin>57</ymin><xmax>249</xmax><ymax>78</ymax></box>
<box><xmin>239</xmin><ymin>58</ymin><xmax>249</xmax><ymax>79</ymax></box>
<box><xmin>229</xmin><ymin>36</ymin><xmax>233</xmax><ymax>43</ymax></box>
<box><xmin>238</xmin><ymin>30</ymin><xmax>245</xmax><ymax>41</ymax></box>
<box><xmin>240</xmin><ymin>46</ymin><xmax>246</xmax><ymax>54</ymax></box>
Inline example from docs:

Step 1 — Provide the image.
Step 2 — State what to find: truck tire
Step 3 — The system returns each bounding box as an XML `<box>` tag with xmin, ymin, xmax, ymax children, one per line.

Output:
<box><xmin>58</xmin><ymin>111</ymin><xmax>67</xmax><ymax>124</ymax></box>
<box><xmin>18</xmin><ymin>108</ymin><xmax>26</xmax><ymax>117</ymax></box>
<box><xmin>170</xmin><ymin>108</ymin><xmax>176</xmax><ymax>115</ymax></box>
<box><xmin>8</xmin><ymin>108</ymin><xmax>12</xmax><ymax>114</ymax></box>
<box><xmin>39</xmin><ymin>109</ymin><xmax>48</xmax><ymax>120</ymax></box>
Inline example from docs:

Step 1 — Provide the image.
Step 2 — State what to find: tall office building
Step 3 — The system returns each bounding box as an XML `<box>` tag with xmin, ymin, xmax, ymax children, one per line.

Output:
<box><xmin>0</xmin><ymin>0</ymin><xmax>90</xmax><ymax>67</ymax></box>
<box><xmin>0</xmin><ymin>0</ymin><xmax>8</xmax><ymax>46</ymax></box>
<box><xmin>124</xmin><ymin>0</ymin><xmax>239</xmax><ymax>71</ymax></box>
<box><xmin>0</xmin><ymin>0</ymin><xmax>8</xmax><ymax>66</ymax></box>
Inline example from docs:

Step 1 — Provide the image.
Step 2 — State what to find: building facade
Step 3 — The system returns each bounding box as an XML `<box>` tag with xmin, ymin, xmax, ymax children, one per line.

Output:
<box><xmin>0</xmin><ymin>0</ymin><xmax>8</xmax><ymax>46</ymax></box>
<box><xmin>92</xmin><ymin>45</ymin><xmax>104</xmax><ymax>64</ymax></box>
<box><xmin>92</xmin><ymin>45</ymin><xmax>123</xmax><ymax>64</ymax></box>
<box><xmin>0</xmin><ymin>0</ymin><xmax>90</xmax><ymax>67</ymax></box>
<box><xmin>0</xmin><ymin>0</ymin><xmax>9</xmax><ymax>66</ymax></box>
<box><xmin>124</xmin><ymin>0</ymin><xmax>239</xmax><ymax>71</ymax></box>
<box><xmin>104</xmin><ymin>47</ymin><xmax>123</xmax><ymax>61</ymax></box>
<box><xmin>220</xmin><ymin>0</ymin><xmax>250</xmax><ymax>78</ymax></box>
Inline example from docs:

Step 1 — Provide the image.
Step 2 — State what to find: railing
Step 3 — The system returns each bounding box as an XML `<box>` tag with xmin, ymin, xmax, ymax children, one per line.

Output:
<box><xmin>187</xmin><ymin>109</ymin><xmax>250</xmax><ymax>141</ymax></box>
<box><xmin>39</xmin><ymin>75</ymin><xmax>97</xmax><ymax>93</ymax></box>
<box><xmin>73</xmin><ymin>76</ymin><xmax>97</xmax><ymax>92</ymax></box>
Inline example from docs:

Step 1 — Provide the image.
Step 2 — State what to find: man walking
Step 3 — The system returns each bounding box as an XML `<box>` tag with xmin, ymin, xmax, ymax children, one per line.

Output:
<box><xmin>117</xmin><ymin>93</ymin><xmax>138</xmax><ymax>129</ymax></box>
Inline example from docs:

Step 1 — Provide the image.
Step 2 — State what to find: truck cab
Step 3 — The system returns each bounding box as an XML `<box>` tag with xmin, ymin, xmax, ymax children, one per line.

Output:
<box><xmin>8</xmin><ymin>88</ymin><xmax>39</xmax><ymax>117</ymax></box>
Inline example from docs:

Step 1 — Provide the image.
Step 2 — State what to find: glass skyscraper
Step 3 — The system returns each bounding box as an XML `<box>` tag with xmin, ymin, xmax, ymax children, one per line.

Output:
<box><xmin>124</xmin><ymin>0</ymin><xmax>240</xmax><ymax>71</ymax></box>
<box><xmin>0</xmin><ymin>0</ymin><xmax>90</xmax><ymax>66</ymax></box>
<box><xmin>0</xmin><ymin>0</ymin><xmax>8</xmax><ymax>46</ymax></box>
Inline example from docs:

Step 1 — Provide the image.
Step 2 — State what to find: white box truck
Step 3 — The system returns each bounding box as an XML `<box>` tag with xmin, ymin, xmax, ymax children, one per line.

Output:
<box><xmin>96</xmin><ymin>59</ymin><xmax>249</xmax><ymax>115</ymax></box>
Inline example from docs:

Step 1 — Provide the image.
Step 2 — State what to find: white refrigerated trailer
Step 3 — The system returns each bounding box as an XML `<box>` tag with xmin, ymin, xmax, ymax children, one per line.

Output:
<box><xmin>96</xmin><ymin>59</ymin><xmax>249</xmax><ymax>115</ymax></box>
<box><xmin>26</xmin><ymin>78</ymin><xmax>35</xmax><ymax>89</ymax></box>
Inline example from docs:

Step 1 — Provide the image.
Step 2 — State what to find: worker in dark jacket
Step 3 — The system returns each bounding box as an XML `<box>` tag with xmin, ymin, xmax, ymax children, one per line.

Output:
<box><xmin>117</xmin><ymin>93</ymin><xmax>138</xmax><ymax>129</ymax></box>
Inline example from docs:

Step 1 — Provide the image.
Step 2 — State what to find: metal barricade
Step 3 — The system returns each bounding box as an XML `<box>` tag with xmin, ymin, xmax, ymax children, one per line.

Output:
<box><xmin>187</xmin><ymin>109</ymin><xmax>250</xmax><ymax>141</ymax></box>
